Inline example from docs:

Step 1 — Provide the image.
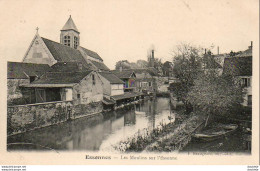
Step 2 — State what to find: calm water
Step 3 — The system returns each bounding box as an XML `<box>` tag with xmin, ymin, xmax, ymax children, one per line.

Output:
<box><xmin>7</xmin><ymin>97</ymin><xmax>174</xmax><ymax>152</ymax></box>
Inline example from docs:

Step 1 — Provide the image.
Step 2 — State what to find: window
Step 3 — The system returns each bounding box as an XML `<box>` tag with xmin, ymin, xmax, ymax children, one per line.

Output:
<box><xmin>92</xmin><ymin>74</ymin><xmax>95</xmax><ymax>85</ymax></box>
<box><xmin>74</xmin><ymin>37</ymin><xmax>78</xmax><ymax>49</ymax></box>
<box><xmin>29</xmin><ymin>76</ymin><xmax>36</xmax><ymax>83</ymax></box>
<box><xmin>141</xmin><ymin>82</ymin><xmax>148</xmax><ymax>88</ymax></box>
<box><xmin>149</xmin><ymin>82</ymin><xmax>152</xmax><ymax>87</ymax></box>
<box><xmin>241</xmin><ymin>78</ymin><xmax>251</xmax><ymax>87</ymax></box>
<box><xmin>248</xmin><ymin>95</ymin><xmax>252</xmax><ymax>106</ymax></box>
<box><xmin>77</xmin><ymin>94</ymin><xmax>81</xmax><ymax>99</ymax></box>
<box><xmin>64</xmin><ymin>36</ymin><xmax>71</xmax><ymax>47</ymax></box>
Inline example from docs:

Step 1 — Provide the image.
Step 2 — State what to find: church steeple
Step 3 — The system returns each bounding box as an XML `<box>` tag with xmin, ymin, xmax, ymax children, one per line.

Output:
<box><xmin>60</xmin><ymin>15</ymin><xmax>80</xmax><ymax>49</ymax></box>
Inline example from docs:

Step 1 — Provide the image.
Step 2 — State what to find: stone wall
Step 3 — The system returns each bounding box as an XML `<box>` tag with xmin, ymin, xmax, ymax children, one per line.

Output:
<box><xmin>73</xmin><ymin>101</ymin><xmax>103</xmax><ymax>119</ymax></box>
<box><xmin>7</xmin><ymin>79</ymin><xmax>30</xmax><ymax>105</ymax></box>
<box><xmin>73</xmin><ymin>72</ymin><xmax>103</xmax><ymax>105</ymax></box>
<box><xmin>7</xmin><ymin>100</ymin><xmax>103</xmax><ymax>135</ymax></box>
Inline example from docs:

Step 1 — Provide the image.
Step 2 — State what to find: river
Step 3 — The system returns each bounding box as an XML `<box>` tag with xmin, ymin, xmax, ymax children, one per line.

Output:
<box><xmin>7</xmin><ymin>97</ymin><xmax>175</xmax><ymax>152</ymax></box>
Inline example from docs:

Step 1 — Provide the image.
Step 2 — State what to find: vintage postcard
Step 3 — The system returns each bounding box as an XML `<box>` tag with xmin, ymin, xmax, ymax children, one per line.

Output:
<box><xmin>0</xmin><ymin>0</ymin><xmax>259</xmax><ymax>165</ymax></box>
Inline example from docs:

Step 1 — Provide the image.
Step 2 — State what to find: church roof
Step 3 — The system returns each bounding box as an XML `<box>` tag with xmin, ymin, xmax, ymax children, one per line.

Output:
<box><xmin>41</xmin><ymin>37</ymin><xmax>110</xmax><ymax>71</ymax></box>
<box><xmin>90</xmin><ymin>60</ymin><xmax>110</xmax><ymax>71</ymax></box>
<box><xmin>61</xmin><ymin>16</ymin><xmax>79</xmax><ymax>33</ymax></box>
<box><xmin>79</xmin><ymin>46</ymin><xmax>103</xmax><ymax>61</ymax></box>
<box><xmin>41</xmin><ymin>37</ymin><xmax>88</xmax><ymax>66</ymax></box>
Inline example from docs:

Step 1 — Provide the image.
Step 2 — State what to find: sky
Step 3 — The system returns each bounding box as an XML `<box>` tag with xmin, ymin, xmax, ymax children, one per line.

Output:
<box><xmin>0</xmin><ymin>0</ymin><xmax>259</xmax><ymax>69</ymax></box>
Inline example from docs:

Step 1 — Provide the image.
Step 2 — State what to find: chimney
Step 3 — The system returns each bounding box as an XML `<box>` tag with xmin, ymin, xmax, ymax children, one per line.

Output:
<box><xmin>151</xmin><ymin>50</ymin><xmax>154</xmax><ymax>59</ymax></box>
<box><xmin>151</xmin><ymin>50</ymin><xmax>155</xmax><ymax>67</ymax></box>
<box><xmin>205</xmin><ymin>49</ymin><xmax>207</xmax><ymax>54</ymax></box>
<box><xmin>217</xmin><ymin>46</ymin><xmax>219</xmax><ymax>55</ymax></box>
<box><xmin>250</xmin><ymin>41</ymin><xmax>253</xmax><ymax>49</ymax></box>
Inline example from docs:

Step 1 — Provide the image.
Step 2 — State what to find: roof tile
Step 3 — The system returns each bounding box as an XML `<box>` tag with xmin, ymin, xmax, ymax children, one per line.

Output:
<box><xmin>42</xmin><ymin>37</ymin><xmax>88</xmax><ymax>65</ymax></box>
<box><xmin>61</xmin><ymin>16</ymin><xmax>79</xmax><ymax>32</ymax></box>
<box><xmin>32</xmin><ymin>71</ymin><xmax>92</xmax><ymax>84</ymax></box>
<box><xmin>8</xmin><ymin>62</ymin><xmax>51</xmax><ymax>79</ymax></box>
<box><xmin>79</xmin><ymin>46</ymin><xmax>103</xmax><ymax>61</ymax></box>
<box><xmin>99</xmin><ymin>72</ymin><xmax>124</xmax><ymax>84</ymax></box>
<box><xmin>223</xmin><ymin>56</ymin><xmax>252</xmax><ymax>76</ymax></box>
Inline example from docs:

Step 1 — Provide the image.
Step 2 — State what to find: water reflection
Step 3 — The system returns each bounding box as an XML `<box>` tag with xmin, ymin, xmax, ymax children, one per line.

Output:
<box><xmin>8</xmin><ymin>97</ymin><xmax>174</xmax><ymax>151</ymax></box>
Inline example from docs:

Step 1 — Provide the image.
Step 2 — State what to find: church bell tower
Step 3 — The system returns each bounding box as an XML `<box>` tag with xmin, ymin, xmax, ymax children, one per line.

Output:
<box><xmin>60</xmin><ymin>15</ymin><xmax>80</xmax><ymax>49</ymax></box>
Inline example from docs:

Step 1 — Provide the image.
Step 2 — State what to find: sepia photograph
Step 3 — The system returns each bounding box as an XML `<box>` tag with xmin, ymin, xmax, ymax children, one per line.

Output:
<box><xmin>0</xmin><ymin>0</ymin><xmax>259</xmax><ymax>166</ymax></box>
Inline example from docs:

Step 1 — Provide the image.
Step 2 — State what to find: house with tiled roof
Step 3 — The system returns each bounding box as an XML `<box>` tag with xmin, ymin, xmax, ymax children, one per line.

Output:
<box><xmin>7</xmin><ymin>62</ymin><xmax>52</xmax><ymax>105</ymax></box>
<box><xmin>111</xmin><ymin>70</ymin><xmax>136</xmax><ymax>92</ymax></box>
<box><xmin>98</xmin><ymin>72</ymin><xmax>124</xmax><ymax>97</ymax></box>
<box><xmin>115</xmin><ymin>68</ymin><xmax>159</xmax><ymax>95</ymax></box>
<box><xmin>8</xmin><ymin>62</ymin><xmax>51</xmax><ymax>81</ymax></box>
<box><xmin>22</xmin><ymin>16</ymin><xmax>110</xmax><ymax>72</ymax></box>
<box><xmin>223</xmin><ymin>44</ymin><xmax>252</xmax><ymax>107</ymax></box>
<box><xmin>98</xmin><ymin>71</ymin><xmax>145</xmax><ymax>109</ymax></box>
<box><xmin>8</xmin><ymin>16</ymin><xmax>112</xmax><ymax>105</ymax></box>
<box><xmin>21</xmin><ymin>71</ymin><xmax>103</xmax><ymax>105</ymax></box>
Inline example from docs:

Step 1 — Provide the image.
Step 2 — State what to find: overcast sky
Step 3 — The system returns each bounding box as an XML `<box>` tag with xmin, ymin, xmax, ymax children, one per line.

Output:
<box><xmin>0</xmin><ymin>0</ymin><xmax>258</xmax><ymax>69</ymax></box>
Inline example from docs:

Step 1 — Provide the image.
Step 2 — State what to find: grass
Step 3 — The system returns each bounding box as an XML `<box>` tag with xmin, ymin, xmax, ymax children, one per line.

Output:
<box><xmin>114</xmin><ymin>110</ymin><xmax>205</xmax><ymax>153</ymax></box>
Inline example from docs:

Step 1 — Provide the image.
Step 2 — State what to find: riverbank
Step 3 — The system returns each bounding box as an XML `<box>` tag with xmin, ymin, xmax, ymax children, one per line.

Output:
<box><xmin>114</xmin><ymin>110</ymin><xmax>205</xmax><ymax>152</ymax></box>
<box><xmin>8</xmin><ymin>97</ymin><xmax>172</xmax><ymax>151</ymax></box>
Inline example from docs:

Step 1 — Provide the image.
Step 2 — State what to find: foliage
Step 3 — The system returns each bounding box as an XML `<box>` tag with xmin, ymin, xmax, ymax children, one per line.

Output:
<box><xmin>136</xmin><ymin>60</ymin><xmax>148</xmax><ymax>68</ymax></box>
<box><xmin>114</xmin><ymin>112</ymin><xmax>204</xmax><ymax>152</ymax></box>
<box><xmin>171</xmin><ymin>43</ymin><xmax>204</xmax><ymax>110</ymax></box>
<box><xmin>171</xmin><ymin>43</ymin><xmax>243</xmax><ymax>119</ymax></box>
<box><xmin>186</xmin><ymin>74</ymin><xmax>244</xmax><ymax>118</ymax></box>
<box><xmin>115</xmin><ymin>60</ymin><xmax>132</xmax><ymax>70</ymax></box>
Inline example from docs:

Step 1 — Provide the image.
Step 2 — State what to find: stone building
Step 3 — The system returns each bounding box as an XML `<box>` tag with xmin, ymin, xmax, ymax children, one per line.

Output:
<box><xmin>223</xmin><ymin>44</ymin><xmax>252</xmax><ymax>107</ymax></box>
<box><xmin>130</xmin><ymin>68</ymin><xmax>159</xmax><ymax>95</ymax></box>
<box><xmin>111</xmin><ymin>70</ymin><xmax>136</xmax><ymax>92</ymax></box>
<box><xmin>8</xmin><ymin>16</ymin><xmax>113</xmax><ymax>105</ymax></box>
<box><xmin>7</xmin><ymin>62</ymin><xmax>51</xmax><ymax>105</ymax></box>
<box><xmin>22</xmin><ymin>16</ymin><xmax>110</xmax><ymax>71</ymax></box>
<box><xmin>21</xmin><ymin>71</ymin><xmax>103</xmax><ymax>105</ymax></box>
<box><xmin>98</xmin><ymin>72</ymin><xmax>125</xmax><ymax>98</ymax></box>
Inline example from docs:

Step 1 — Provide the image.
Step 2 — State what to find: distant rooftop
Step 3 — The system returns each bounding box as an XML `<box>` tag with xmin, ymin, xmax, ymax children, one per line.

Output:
<box><xmin>111</xmin><ymin>70</ymin><xmax>136</xmax><ymax>79</ymax></box>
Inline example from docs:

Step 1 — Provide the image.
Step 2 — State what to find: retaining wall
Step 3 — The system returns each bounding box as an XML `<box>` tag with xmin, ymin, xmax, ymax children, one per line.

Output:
<box><xmin>7</xmin><ymin>100</ymin><xmax>103</xmax><ymax>135</ymax></box>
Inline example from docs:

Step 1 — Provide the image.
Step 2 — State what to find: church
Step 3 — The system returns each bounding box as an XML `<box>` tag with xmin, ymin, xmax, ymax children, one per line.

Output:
<box><xmin>22</xmin><ymin>15</ymin><xmax>110</xmax><ymax>71</ymax></box>
<box><xmin>8</xmin><ymin>16</ymin><xmax>125</xmax><ymax>106</ymax></box>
